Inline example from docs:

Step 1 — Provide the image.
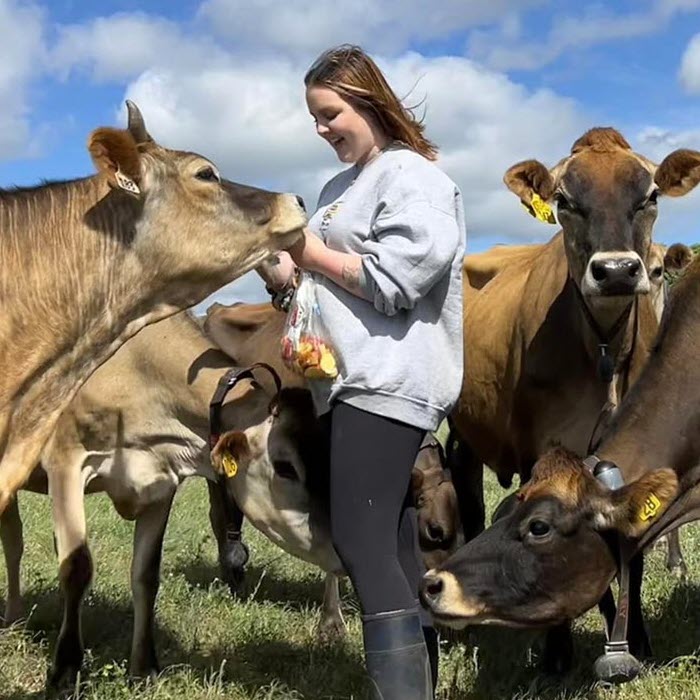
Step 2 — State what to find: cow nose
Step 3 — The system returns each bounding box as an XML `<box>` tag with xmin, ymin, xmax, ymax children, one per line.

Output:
<box><xmin>420</xmin><ymin>574</ymin><xmax>445</xmax><ymax>607</ymax></box>
<box><xmin>295</xmin><ymin>195</ymin><xmax>306</xmax><ymax>212</ymax></box>
<box><xmin>589</xmin><ymin>256</ymin><xmax>642</xmax><ymax>295</ymax></box>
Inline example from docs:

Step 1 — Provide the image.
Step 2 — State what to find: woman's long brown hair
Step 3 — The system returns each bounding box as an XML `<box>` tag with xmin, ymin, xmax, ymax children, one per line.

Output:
<box><xmin>304</xmin><ymin>45</ymin><xmax>438</xmax><ymax>161</ymax></box>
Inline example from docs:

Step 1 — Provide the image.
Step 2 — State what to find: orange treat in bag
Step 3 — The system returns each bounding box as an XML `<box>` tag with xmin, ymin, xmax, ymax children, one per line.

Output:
<box><xmin>281</xmin><ymin>273</ymin><xmax>339</xmax><ymax>379</ymax></box>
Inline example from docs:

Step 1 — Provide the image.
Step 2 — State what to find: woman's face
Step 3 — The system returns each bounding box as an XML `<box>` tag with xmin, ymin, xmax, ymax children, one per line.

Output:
<box><xmin>306</xmin><ymin>85</ymin><xmax>387</xmax><ymax>166</ymax></box>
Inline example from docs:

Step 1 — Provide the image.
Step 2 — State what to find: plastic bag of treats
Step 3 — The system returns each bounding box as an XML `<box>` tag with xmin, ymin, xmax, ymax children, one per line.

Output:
<box><xmin>280</xmin><ymin>273</ymin><xmax>339</xmax><ymax>379</ymax></box>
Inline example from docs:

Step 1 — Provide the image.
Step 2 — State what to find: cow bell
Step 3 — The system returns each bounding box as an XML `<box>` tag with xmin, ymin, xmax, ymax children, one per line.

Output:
<box><xmin>594</xmin><ymin>641</ymin><xmax>641</xmax><ymax>684</ymax></box>
<box><xmin>593</xmin><ymin>460</ymin><xmax>625</xmax><ymax>490</ymax></box>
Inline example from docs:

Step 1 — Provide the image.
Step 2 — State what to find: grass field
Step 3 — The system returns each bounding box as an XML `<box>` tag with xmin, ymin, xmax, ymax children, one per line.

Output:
<box><xmin>2</xmin><ymin>472</ymin><xmax>700</xmax><ymax>700</ymax></box>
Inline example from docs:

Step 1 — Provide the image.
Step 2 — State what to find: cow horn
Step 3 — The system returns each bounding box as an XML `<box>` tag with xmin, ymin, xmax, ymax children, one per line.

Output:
<box><xmin>125</xmin><ymin>100</ymin><xmax>153</xmax><ymax>144</ymax></box>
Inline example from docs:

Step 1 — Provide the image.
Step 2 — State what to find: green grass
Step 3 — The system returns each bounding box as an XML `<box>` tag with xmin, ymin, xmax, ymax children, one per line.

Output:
<box><xmin>2</xmin><ymin>473</ymin><xmax>700</xmax><ymax>699</ymax></box>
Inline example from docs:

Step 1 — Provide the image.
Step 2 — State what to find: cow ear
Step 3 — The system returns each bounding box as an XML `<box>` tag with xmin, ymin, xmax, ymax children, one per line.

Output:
<box><xmin>503</xmin><ymin>160</ymin><xmax>557</xmax><ymax>224</ymax></box>
<box><xmin>211</xmin><ymin>430</ymin><xmax>251</xmax><ymax>478</ymax></box>
<box><xmin>589</xmin><ymin>468</ymin><xmax>678</xmax><ymax>538</ymax></box>
<box><xmin>88</xmin><ymin>127</ymin><xmax>142</xmax><ymax>196</ymax></box>
<box><xmin>664</xmin><ymin>242</ymin><xmax>694</xmax><ymax>273</ymax></box>
<box><xmin>655</xmin><ymin>149</ymin><xmax>700</xmax><ymax>197</ymax></box>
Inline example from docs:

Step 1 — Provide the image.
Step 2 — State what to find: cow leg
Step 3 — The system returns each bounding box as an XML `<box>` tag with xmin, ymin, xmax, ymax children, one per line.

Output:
<box><xmin>129</xmin><ymin>494</ymin><xmax>174</xmax><ymax>677</ymax></box>
<box><xmin>541</xmin><ymin>622</ymin><xmax>574</xmax><ymax>675</ymax></box>
<box><xmin>48</xmin><ymin>466</ymin><xmax>92</xmax><ymax>688</ymax></box>
<box><xmin>317</xmin><ymin>573</ymin><xmax>346</xmax><ymax>642</ymax></box>
<box><xmin>206</xmin><ymin>479</ymin><xmax>248</xmax><ymax>594</ymax></box>
<box><xmin>1</xmin><ymin>495</ymin><xmax>24</xmax><ymax>624</ymax></box>
<box><xmin>627</xmin><ymin>553</ymin><xmax>652</xmax><ymax>659</ymax></box>
<box><xmin>664</xmin><ymin>528</ymin><xmax>688</xmax><ymax>579</ymax></box>
<box><xmin>446</xmin><ymin>436</ymin><xmax>484</xmax><ymax>542</ymax></box>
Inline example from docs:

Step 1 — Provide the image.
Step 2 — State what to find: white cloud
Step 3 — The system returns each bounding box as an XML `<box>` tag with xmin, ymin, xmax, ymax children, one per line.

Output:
<box><xmin>680</xmin><ymin>33</ymin><xmax>700</xmax><ymax>93</ymax></box>
<box><xmin>0</xmin><ymin>0</ymin><xmax>46</xmax><ymax>160</ymax></box>
<box><xmin>121</xmin><ymin>48</ymin><xmax>586</xmax><ymax>246</ymax></box>
<box><xmin>50</xmin><ymin>12</ymin><xmax>231</xmax><ymax>83</ymax></box>
<box><xmin>21</xmin><ymin>4</ymin><xmax>700</xmax><ymax>310</ymax></box>
<box><xmin>471</xmin><ymin>0</ymin><xmax>700</xmax><ymax>71</ymax></box>
<box><xmin>196</xmin><ymin>0</ymin><xmax>546</xmax><ymax>58</ymax></box>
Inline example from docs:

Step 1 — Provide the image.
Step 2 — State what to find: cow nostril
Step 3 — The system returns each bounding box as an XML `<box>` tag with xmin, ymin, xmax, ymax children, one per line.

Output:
<box><xmin>628</xmin><ymin>260</ymin><xmax>641</xmax><ymax>277</ymax></box>
<box><xmin>424</xmin><ymin>575</ymin><xmax>444</xmax><ymax>598</ymax></box>
<box><xmin>295</xmin><ymin>195</ymin><xmax>306</xmax><ymax>211</ymax></box>
<box><xmin>591</xmin><ymin>261</ymin><xmax>607</xmax><ymax>282</ymax></box>
<box><xmin>427</xmin><ymin>523</ymin><xmax>445</xmax><ymax>541</ymax></box>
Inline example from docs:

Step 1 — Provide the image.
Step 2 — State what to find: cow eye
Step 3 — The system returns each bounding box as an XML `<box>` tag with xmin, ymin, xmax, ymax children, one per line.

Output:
<box><xmin>272</xmin><ymin>460</ymin><xmax>298</xmax><ymax>480</ymax></box>
<box><xmin>636</xmin><ymin>191</ymin><xmax>659</xmax><ymax>213</ymax></box>
<box><xmin>195</xmin><ymin>166</ymin><xmax>220</xmax><ymax>183</ymax></box>
<box><xmin>555</xmin><ymin>193</ymin><xmax>577</xmax><ymax>214</ymax></box>
<box><xmin>651</xmin><ymin>265</ymin><xmax>663</xmax><ymax>279</ymax></box>
<box><xmin>528</xmin><ymin>520</ymin><xmax>550</xmax><ymax>538</ymax></box>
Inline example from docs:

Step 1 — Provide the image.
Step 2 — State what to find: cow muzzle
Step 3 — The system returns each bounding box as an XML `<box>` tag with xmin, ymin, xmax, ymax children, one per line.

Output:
<box><xmin>582</xmin><ymin>252</ymin><xmax>650</xmax><ymax>297</ymax></box>
<box><xmin>419</xmin><ymin>570</ymin><xmax>480</xmax><ymax>628</ymax></box>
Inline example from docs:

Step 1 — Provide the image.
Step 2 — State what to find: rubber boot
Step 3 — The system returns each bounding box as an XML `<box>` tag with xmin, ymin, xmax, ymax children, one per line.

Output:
<box><xmin>362</xmin><ymin>608</ymin><xmax>433</xmax><ymax>700</ymax></box>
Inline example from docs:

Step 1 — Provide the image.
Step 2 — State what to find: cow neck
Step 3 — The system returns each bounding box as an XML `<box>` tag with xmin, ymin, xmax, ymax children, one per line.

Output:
<box><xmin>589</xmin><ymin>294</ymin><xmax>700</xmax><ymax>552</ymax></box>
<box><xmin>571</xmin><ymin>279</ymin><xmax>638</xmax><ymax>406</ymax></box>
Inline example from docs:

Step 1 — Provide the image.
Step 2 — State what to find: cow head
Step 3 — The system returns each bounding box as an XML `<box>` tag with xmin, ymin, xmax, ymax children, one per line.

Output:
<box><xmin>88</xmin><ymin>101</ymin><xmax>306</xmax><ymax>306</ymax></box>
<box><xmin>211</xmin><ymin>388</ymin><xmax>341</xmax><ymax>573</ymax></box>
<box><xmin>212</xmin><ymin>388</ymin><xmax>328</xmax><ymax>490</ymax></box>
<box><xmin>649</xmin><ymin>242</ymin><xmax>694</xmax><ymax>322</ymax></box>
<box><xmin>504</xmin><ymin>129</ymin><xmax>700</xmax><ymax>314</ymax></box>
<box><xmin>420</xmin><ymin>447</ymin><xmax>677</xmax><ymax>629</ymax></box>
<box><xmin>412</xmin><ymin>439</ymin><xmax>462</xmax><ymax>569</ymax></box>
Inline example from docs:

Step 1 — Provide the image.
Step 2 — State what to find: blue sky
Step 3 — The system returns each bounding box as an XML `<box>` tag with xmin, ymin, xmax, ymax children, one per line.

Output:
<box><xmin>2</xmin><ymin>0</ymin><xmax>700</xmax><ymax>307</ymax></box>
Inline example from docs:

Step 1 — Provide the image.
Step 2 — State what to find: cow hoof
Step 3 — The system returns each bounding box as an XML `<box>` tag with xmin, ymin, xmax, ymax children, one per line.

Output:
<box><xmin>317</xmin><ymin>617</ymin><xmax>347</xmax><ymax>644</ymax></box>
<box><xmin>50</xmin><ymin>634</ymin><xmax>84</xmax><ymax>690</ymax></box>
<box><xmin>3</xmin><ymin>601</ymin><xmax>23</xmax><ymax>626</ymax></box>
<box><xmin>220</xmin><ymin>541</ymin><xmax>249</xmax><ymax>595</ymax></box>
<box><xmin>48</xmin><ymin>662</ymin><xmax>80</xmax><ymax>692</ymax></box>
<box><xmin>129</xmin><ymin>663</ymin><xmax>160</xmax><ymax>681</ymax></box>
<box><xmin>594</xmin><ymin>649</ymin><xmax>641</xmax><ymax>684</ymax></box>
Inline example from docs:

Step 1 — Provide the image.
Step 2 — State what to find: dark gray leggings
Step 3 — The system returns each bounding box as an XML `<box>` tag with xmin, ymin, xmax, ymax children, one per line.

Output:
<box><xmin>326</xmin><ymin>401</ymin><xmax>427</xmax><ymax>616</ymax></box>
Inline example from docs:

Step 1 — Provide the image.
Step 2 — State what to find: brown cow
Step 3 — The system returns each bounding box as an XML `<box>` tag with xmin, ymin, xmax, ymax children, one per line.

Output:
<box><xmin>420</xmin><ymin>250</ymin><xmax>700</xmax><ymax>674</ymax></box>
<box><xmin>204</xmin><ymin>302</ymin><xmax>462</xmax><ymax>573</ymax></box>
<box><xmin>451</xmin><ymin>129</ymin><xmax>700</xmax><ymax>506</ymax></box>
<box><xmin>445</xmin><ymin>130</ymin><xmax>700</xmax><ymax>672</ymax></box>
<box><xmin>0</xmin><ymin>102</ymin><xmax>304</xmax><ymax>524</ymax></box>
<box><xmin>0</xmin><ymin>308</ymin><xmax>459</xmax><ymax>684</ymax></box>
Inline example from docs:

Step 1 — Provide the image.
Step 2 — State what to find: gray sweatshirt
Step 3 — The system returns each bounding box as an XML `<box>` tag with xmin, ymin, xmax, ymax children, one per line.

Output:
<box><xmin>307</xmin><ymin>146</ymin><xmax>465</xmax><ymax>431</ymax></box>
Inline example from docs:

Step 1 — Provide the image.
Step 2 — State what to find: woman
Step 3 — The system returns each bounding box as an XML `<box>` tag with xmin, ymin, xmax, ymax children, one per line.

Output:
<box><xmin>264</xmin><ymin>44</ymin><xmax>464</xmax><ymax>700</ymax></box>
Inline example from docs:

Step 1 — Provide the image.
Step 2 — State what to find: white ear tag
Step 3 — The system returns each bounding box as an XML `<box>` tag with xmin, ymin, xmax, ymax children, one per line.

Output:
<box><xmin>115</xmin><ymin>167</ymin><xmax>141</xmax><ymax>195</ymax></box>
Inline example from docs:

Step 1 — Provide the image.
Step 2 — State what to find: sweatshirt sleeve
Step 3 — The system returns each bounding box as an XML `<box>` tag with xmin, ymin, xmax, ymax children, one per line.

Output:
<box><xmin>358</xmin><ymin>195</ymin><xmax>464</xmax><ymax>316</ymax></box>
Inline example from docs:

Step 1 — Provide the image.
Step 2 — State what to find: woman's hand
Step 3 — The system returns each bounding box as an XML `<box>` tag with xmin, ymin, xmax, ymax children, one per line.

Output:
<box><xmin>257</xmin><ymin>251</ymin><xmax>296</xmax><ymax>291</ymax></box>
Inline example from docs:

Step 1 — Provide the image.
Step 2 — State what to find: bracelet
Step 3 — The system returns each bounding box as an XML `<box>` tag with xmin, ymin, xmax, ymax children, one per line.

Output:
<box><xmin>266</xmin><ymin>267</ymin><xmax>300</xmax><ymax>313</ymax></box>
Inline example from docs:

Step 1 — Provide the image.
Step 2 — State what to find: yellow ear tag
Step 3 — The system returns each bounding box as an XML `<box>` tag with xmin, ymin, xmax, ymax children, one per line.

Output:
<box><xmin>221</xmin><ymin>452</ymin><xmax>238</xmax><ymax>479</ymax></box>
<box><xmin>524</xmin><ymin>193</ymin><xmax>556</xmax><ymax>224</ymax></box>
<box><xmin>638</xmin><ymin>492</ymin><xmax>661</xmax><ymax>522</ymax></box>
